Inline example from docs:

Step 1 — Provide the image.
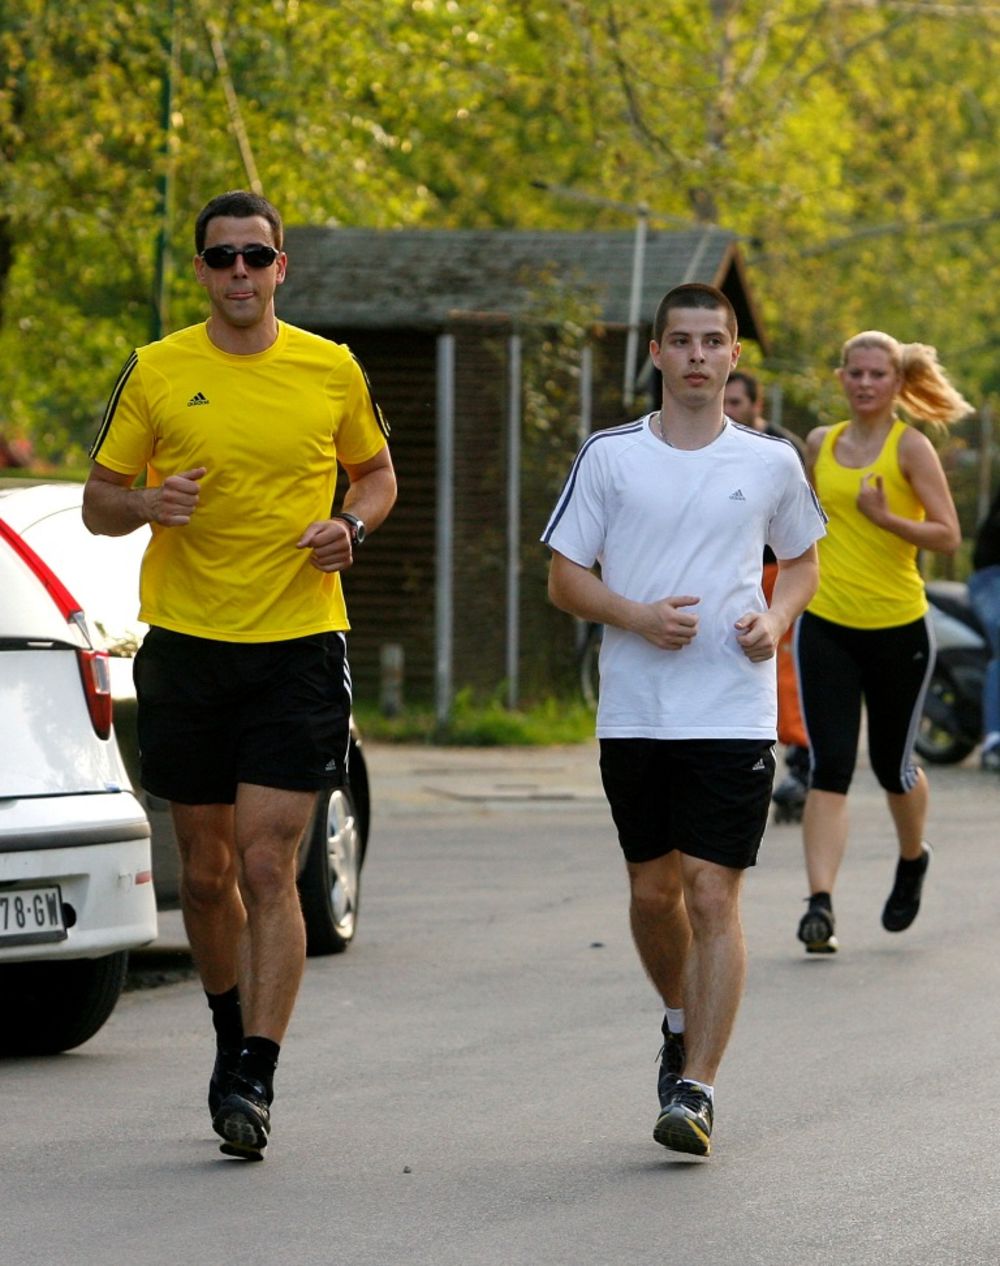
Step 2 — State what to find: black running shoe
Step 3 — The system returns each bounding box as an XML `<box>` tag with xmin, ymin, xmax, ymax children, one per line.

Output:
<box><xmin>656</xmin><ymin>1020</ymin><xmax>686</xmax><ymax>1107</ymax></box>
<box><xmin>881</xmin><ymin>844</ymin><xmax>932</xmax><ymax>932</ymax></box>
<box><xmin>797</xmin><ymin>899</ymin><xmax>838</xmax><ymax>953</ymax></box>
<box><xmin>213</xmin><ymin>1074</ymin><xmax>271</xmax><ymax>1160</ymax></box>
<box><xmin>208</xmin><ymin>1044</ymin><xmax>242</xmax><ymax>1119</ymax></box>
<box><xmin>653</xmin><ymin>1079</ymin><xmax>714</xmax><ymax>1157</ymax></box>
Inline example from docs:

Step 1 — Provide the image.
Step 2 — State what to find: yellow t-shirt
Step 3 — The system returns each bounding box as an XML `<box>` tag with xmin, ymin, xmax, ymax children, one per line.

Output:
<box><xmin>90</xmin><ymin>321</ymin><xmax>389</xmax><ymax>641</ymax></box>
<box><xmin>808</xmin><ymin>419</ymin><xmax>927</xmax><ymax>629</ymax></box>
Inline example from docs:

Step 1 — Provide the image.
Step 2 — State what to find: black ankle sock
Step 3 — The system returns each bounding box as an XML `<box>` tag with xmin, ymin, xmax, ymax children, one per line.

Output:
<box><xmin>206</xmin><ymin>986</ymin><xmax>243</xmax><ymax>1050</ymax></box>
<box><xmin>809</xmin><ymin>891</ymin><xmax>832</xmax><ymax>912</ymax></box>
<box><xmin>238</xmin><ymin>1036</ymin><xmax>280</xmax><ymax>1099</ymax></box>
<box><xmin>898</xmin><ymin>852</ymin><xmax>927</xmax><ymax>874</ymax></box>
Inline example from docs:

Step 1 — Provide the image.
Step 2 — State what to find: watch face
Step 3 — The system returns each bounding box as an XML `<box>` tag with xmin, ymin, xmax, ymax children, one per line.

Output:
<box><xmin>340</xmin><ymin>513</ymin><xmax>365</xmax><ymax>544</ymax></box>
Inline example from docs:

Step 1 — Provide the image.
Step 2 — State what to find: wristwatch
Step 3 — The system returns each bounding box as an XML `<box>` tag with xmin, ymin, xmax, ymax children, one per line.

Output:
<box><xmin>334</xmin><ymin>512</ymin><xmax>366</xmax><ymax>545</ymax></box>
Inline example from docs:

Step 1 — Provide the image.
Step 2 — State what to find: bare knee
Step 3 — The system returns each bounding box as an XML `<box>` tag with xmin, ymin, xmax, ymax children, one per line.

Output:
<box><xmin>175</xmin><ymin>831</ymin><xmax>238</xmax><ymax>909</ymax></box>
<box><xmin>682</xmin><ymin>864</ymin><xmax>742</xmax><ymax>933</ymax></box>
<box><xmin>239</xmin><ymin>842</ymin><xmax>299</xmax><ymax>908</ymax></box>
<box><xmin>180</xmin><ymin>850</ymin><xmax>238</xmax><ymax>909</ymax></box>
<box><xmin>171</xmin><ymin>804</ymin><xmax>238</xmax><ymax>909</ymax></box>
<box><xmin>629</xmin><ymin>864</ymin><xmax>684</xmax><ymax>924</ymax></box>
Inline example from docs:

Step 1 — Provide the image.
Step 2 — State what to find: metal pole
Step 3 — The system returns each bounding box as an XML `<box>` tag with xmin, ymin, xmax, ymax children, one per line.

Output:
<box><xmin>576</xmin><ymin>341</ymin><xmax>594</xmax><ymax>654</ymax></box>
<box><xmin>506</xmin><ymin>334</ymin><xmax>522</xmax><ymax>710</ymax></box>
<box><xmin>622</xmin><ymin>205</ymin><xmax>649</xmax><ymax>409</ymax></box>
<box><xmin>151</xmin><ymin>0</ymin><xmax>178</xmax><ymax>342</ymax></box>
<box><xmin>579</xmin><ymin>341</ymin><xmax>593</xmax><ymax>448</ymax></box>
<box><xmin>435</xmin><ymin>334</ymin><xmax>455</xmax><ymax>727</ymax></box>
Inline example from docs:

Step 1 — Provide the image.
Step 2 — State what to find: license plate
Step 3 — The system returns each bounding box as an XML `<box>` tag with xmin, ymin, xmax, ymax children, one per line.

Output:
<box><xmin>0</xmin><ymin>886</ymin><xmax>67</xmax><ymax>946</ymax></box>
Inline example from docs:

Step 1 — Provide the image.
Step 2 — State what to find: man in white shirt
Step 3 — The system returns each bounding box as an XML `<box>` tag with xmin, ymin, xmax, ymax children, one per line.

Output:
<box><xmin>543</xmin><ymin>283</ymin><xmax>825</xmax><ymax>1157</ymax></box>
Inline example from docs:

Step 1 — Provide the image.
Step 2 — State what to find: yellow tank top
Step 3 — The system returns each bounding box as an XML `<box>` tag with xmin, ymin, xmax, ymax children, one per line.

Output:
<box><xmin>808</xmin><ymin>419</ymin><xmax>927</xmax><ymax>628</ymax></box>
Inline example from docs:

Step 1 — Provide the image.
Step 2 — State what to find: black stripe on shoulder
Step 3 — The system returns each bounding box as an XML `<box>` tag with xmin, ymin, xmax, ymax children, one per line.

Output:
<box><xmin>89</xmin><ymin>351</ymin><xmax>138</xmax><ymax>459</ymax></box>
<box><xmin>732</xmin><ymin>420</ymin><xmax>809</xmax><ymax>471</ymax></box>
<box><xmin>542</xmin><ymin>418</ymin><xmax>647</xmax><ymax>544</ymax></box>
<box><xmin>352</xmin><ymin>353</ymin><xmax>390</xmax><ymax>439</ymax></box>
<box><xmin>733</xmin><ymin>421</ymin><xmax>791</xmax><ymax>445</ymax></box>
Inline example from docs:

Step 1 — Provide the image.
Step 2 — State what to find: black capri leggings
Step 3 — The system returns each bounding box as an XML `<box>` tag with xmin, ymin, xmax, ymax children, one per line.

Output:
<box><xmin>795</xmin><ymin>610</ymin><xmax>935</xmax><ymax>796</ymax></box>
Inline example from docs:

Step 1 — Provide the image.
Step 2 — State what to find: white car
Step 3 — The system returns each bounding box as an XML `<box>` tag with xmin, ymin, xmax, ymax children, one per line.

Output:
<box><xmin>0</xmin><ymin>509</ymin><xmax>157</xmax><ymax>1054</ymax></box>
<box><xmin>0</xmin><ymin>481</ymin><xmax>370</xmax><ymax>957</ymax></box>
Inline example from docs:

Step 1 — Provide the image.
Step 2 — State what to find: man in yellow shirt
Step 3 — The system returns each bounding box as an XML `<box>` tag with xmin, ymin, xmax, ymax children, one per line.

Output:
<box><xmin>83</xmin><ymin>190</ymin><xmax>396</xmax><ymax>1160</ymax></box>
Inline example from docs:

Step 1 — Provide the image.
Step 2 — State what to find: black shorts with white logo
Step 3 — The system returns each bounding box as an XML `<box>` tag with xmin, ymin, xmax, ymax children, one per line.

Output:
<box><xmin>599</xmin><ymin>737</ymin><xmax>776</xmax><ymax>869</ymax></box>
<box><xmin>133</xmin><ymin>627</ymin><xmax>351</xmax><ymax>805</ymax></box>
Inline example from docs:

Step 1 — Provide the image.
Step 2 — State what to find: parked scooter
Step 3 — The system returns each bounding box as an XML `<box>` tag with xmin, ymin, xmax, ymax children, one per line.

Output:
<box><xmin>917</xmin><ymin>579</ymin><xmax>989</xmax><ymax>765</ymax></box>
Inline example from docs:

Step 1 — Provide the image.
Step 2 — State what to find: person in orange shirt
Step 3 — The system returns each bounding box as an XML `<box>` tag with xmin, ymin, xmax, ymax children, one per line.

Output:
<box><xmin>724</xmin><ymin>372</ymin><xmax>810</xmax><ymax>819</ymax></box>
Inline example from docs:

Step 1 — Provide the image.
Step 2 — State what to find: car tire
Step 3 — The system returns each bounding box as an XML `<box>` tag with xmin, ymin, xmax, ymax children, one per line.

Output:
<box><xmin>0</xmin><ymin>950</ymin><xmax>129</xmax><ymax>1055</ymax></box>
<box><xmin>297</xmin><ymin>785</ymin><xmax>364</xmax><ymax>957</ymax></box>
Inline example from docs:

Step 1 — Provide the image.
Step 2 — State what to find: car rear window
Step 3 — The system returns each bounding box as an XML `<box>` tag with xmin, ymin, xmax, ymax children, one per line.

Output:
<box><xmin>0</xmin><ymin>527</ymin><xmax>83</xmax><ymax>642</ymax></box>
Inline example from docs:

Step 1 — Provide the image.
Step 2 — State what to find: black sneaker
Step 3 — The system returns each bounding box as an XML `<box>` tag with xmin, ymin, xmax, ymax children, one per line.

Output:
<box><xmin>653</xmin><ymin>1079</ymin><xmax>714</xmax><ymax>1157</ymax></box>
<box><xmin>213</xmin><ymin>1074</ymin><xmax>271</xmax><ymax>1160</ymax></box>
<box><xmin>797</xmin><ymin>898</ymin><xmax>838</xmax><ymax>953</ymax></box>
<box><xmin>208</xmin><ymin>1044</ymin><xmax>242</xmax><ymax>1119</ymax></box>
<box><xmin>656</xmin><ymin>1020</ymin><xmax>686</xmax><ymax>1107</ymax></box>
<box><xmin>881</xmin><ymin>844</ymin><xmax>932</xmax><ymax>932</ymax></box>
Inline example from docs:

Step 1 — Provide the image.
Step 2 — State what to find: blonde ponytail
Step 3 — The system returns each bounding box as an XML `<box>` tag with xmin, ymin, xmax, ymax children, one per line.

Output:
<box><xmin>898</xmin><ymin>342</ymin><xmax>973</xmax><ymax>428</ymax></box>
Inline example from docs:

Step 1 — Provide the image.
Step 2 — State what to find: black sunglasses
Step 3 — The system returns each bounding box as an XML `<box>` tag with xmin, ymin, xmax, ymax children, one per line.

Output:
<box><xmin>200</xmin><ymin>244</ymin><xmax>280</xmax><ymax>270</ymax></box>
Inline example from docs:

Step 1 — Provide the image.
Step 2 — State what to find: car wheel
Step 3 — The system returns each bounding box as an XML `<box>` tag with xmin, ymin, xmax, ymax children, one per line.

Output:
<box><xmin>0</xmin><ymin>950</ymin><xmax>129</xmax><ymax>1055</ymax></box>
<box><xmin>298</xmin><ymin>785</ymin><xmax>363</xmax><ymax>956</ymax></box>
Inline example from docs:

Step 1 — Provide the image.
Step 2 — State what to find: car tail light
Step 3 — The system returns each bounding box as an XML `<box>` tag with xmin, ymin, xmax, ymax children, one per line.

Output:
<box><xmin>77</xmin><ymin>648</ymin><xmax>113</xmax><ymax>740</ymax></box>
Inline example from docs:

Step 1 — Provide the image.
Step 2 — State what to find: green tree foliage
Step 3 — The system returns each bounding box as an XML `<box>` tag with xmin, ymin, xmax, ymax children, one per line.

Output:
<box><xmin>2</xmin><ymin>0</ymin><xmax>998</xmax><ymax>464</ymax></box>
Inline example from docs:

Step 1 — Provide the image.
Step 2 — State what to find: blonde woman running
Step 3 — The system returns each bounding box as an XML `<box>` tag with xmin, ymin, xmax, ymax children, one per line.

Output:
<box><xmin>795</xmin><ymin>332</ymin><xmax>970</xmax><ymax>953</ymax></box>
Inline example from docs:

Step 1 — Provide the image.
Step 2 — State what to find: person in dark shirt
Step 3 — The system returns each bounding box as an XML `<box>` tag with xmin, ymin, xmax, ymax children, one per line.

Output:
<box><xmin>969</xmin><ymin>487</ymin><xmax>1000</xmax><ymax>770</ymax></box>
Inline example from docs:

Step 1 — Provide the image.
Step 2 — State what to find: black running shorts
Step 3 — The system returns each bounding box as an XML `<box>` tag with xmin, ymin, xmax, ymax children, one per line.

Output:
<box><xmin>133</xmin><ymin>627</ymin><xmax>351</xmax><ymax>805</ymax></box>
<box><xmin>598</xmin><ymin>737</ymin><xmax>776</xmax><ymax>869</ymax></box>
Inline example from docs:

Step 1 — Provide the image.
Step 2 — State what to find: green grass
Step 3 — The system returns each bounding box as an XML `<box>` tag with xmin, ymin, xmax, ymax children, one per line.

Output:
<box><xmin>354</xmin><ymin>689</ymin><xmax>596</xmax><ymax>746</ymax></box>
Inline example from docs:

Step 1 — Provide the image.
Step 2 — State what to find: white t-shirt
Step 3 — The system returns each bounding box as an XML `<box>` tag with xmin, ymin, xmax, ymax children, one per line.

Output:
<box><xmin>542</xmin><ymin>415</ymin><xmax>827</xmax><ymax>739</ymax></box>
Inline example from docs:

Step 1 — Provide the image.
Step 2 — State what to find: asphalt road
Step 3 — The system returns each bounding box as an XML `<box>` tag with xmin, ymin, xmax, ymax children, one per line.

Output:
<box><xmin>3</xmin><ymin>742</ymin><xmax>999</xmax><ymax>1266</ymax></box>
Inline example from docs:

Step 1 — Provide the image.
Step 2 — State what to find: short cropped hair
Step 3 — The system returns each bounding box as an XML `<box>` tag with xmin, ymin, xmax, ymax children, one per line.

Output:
<box><xmin>195</xmin><ymin>190</ymin><xmax>284</xmax><ymax>254</ymax></box>
<box><xmin>652</xmin><ymin>283</ymin><xmax>738</xmax><ymax>345</ymax></box>
<box><xmin>726</xmin><ymin>370</ymin><xmax>760</xmax><ymax>405</ymax></box>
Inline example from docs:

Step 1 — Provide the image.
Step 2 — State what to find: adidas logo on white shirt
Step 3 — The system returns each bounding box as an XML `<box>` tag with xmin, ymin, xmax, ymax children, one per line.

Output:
<box><xmin>187</xmin><ymin>391</ymin><xmax>210</xmax><ymax>407</ymax></box>
<box><xmin>729</xmin><ymin>489</ymin><xmax>746</xmax><ymax>501</ymax></box>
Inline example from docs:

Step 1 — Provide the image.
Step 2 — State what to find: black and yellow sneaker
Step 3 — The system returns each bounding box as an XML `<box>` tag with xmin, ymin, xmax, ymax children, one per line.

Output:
<box><xmin>797</xmin><ymin>895</ymin><xmax>838</xmax><ymax>954</ymax></box>
<box><xmin>881</xmin><ymin>843</ymin><xmax>932</xmax><ymax>932</ymax></box>
<box><xmin>653</xmin><ymin>1079</ymin><xmax>714</xmax><ymax>1157</ymax></box>
<box><xmin>656</xmin><ymin>1018</ymin><xmax>686</xmax><ymax>1108</ymax></box>
<box><xmin>213</xmin><ymin>1073</ymin><xmax>271</xmax><ymax>1161</ymax></box>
